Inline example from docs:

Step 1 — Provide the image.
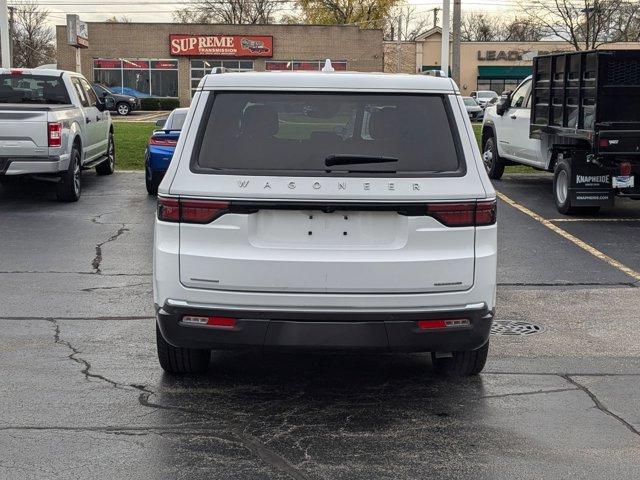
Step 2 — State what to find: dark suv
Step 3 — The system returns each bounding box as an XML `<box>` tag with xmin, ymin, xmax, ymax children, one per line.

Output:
<box><xmin>92</xmin><ymin>83</ymin><xmax>140</xmax><ymax>116</ymax></box>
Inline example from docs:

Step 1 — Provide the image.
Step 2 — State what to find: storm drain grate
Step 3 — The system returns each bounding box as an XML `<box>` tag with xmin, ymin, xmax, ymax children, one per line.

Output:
<box><xmin>491</xmin><ymin>320</ymin><xmax>542</xmax><ymax>336</ymax></box>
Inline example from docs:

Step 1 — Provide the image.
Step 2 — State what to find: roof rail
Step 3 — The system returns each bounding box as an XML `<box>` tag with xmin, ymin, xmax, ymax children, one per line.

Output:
<box><xmin>420</xmin><ymin>69</ymin><xmax>447</xmax><ymax>78</ymax></box>
<box><xmin>211</xmin><ymin>67</ymin><xmax>228</xmax><ymax>74</ymax></box>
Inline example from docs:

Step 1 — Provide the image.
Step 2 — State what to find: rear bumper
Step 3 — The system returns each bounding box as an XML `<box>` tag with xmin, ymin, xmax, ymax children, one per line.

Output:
<box><xmin>1</xmin><ymin>155</ymin><xmax>70</xmax><ymax>176</ymax></box>
<box><xmin>156</xmin><ymin>302</ymin><xmax>493</xmax><ymax>352</ymax></box>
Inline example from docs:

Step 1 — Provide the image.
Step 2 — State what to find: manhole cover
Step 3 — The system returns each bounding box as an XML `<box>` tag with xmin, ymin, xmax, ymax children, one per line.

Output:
<box><xmin>491</xmin><ymin>320</ymin><xmax>542</xmax><ymax>336</ymax></box>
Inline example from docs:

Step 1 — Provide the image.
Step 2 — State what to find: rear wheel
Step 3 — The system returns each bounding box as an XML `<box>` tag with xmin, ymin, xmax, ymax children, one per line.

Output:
<box><xmin>431</xmin><ymin>341</ymin><xmax>489</xmax><ymax>376</ymax></box>
<box><xmin>96</xmin><ymin>132</ymin><xmax>115</xmax><ymax>176</ymax></box>
<box><xmin>482</xmin><ymin>137</ymin><xmax>505</xmax><ymax>180</ymax></box>
<box><xmin>145</xmin><ymin>157</ymin><xmax>162</xmax><ymax>195</ymax></box>
<box><xmin>156</xmin><ymin>324</ymin><xmax>211</xmax><ymax>374</ymax></box>
<box><xmin>57</xmin><ymin>146</ymin><xmax>81</xmax><ymax>202</ymax></box>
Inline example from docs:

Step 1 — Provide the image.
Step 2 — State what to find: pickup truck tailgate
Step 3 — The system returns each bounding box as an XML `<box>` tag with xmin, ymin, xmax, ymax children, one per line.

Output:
<box><xmin>0</xmin><ymin>110</ymin><xmax>49</xmax><ymax>156</ymax></box>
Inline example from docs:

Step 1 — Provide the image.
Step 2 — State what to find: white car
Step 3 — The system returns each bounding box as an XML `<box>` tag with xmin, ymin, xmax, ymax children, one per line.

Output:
<box><xmin>154</xmin><ymin>68</ymin><xmax>498</xmax><ymax>376</ymax></box>
<box><xmin>471</xmin><ymin>90</ymin><xmax>499</xmax><ymax>108</ymax></box>
<box><xmin>463</xmin><ymin>96</ymin><xmax>483</xmax><ymax>121</ymax></box>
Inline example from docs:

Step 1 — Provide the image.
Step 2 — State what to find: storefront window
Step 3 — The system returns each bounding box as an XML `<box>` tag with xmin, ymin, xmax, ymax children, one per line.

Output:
<box><xmin>93</xmin><ymin>59</ymin><xmax>178</xmax><ymax>98</ymax></box>
<box><xmin>476</xmin><ymin>78</ymin><xmax>523</xmax><ymax>95</ymax></box>
<box><xmin>265</xmin><ymin>60</ymin><xmax>347</xmax><ymax>71</ymax></box>
<box><xmin>190</xmin><ymin>60</ymin><xmax>255</xmax><ymax>97</ymax></box>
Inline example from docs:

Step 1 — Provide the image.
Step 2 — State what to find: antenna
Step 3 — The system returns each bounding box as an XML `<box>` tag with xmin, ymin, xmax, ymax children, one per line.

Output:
<box><xmin>321</xmin><ymin>59</ymin><xmax>334</xmax><ymax>73</ymax></box>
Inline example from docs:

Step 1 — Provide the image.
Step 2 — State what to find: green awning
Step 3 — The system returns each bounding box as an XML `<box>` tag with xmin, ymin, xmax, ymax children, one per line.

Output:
<box><xmin>477</xmin><ymin>66</ymin><xmax>532</xmax><ymax>79</ymax></box>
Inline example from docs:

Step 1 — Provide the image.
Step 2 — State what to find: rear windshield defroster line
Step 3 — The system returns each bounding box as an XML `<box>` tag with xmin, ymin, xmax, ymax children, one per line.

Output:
<box><xmin>190</xmin><ymin>91</ymin><xmax>466</xmax><ymax>178</ymax></box>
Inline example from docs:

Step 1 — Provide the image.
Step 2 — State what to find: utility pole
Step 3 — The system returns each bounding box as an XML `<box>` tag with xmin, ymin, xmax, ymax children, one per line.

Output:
<box><xmin>396</xmin><ymin>15</ymin><xmax>402</xmax><ymax>73</ymax></box>
<box><xmin>452</xmin><ymin>0</ymin><xmax>461</xmax><ymax>86</ymax></box>
<box><xmin>432</xmin><ymin>7</ymin><xmax>440</xmax><ymax>29</ymax></box>
<box><xmin>8</xmin><ymin>6</ymin><xmax>14</xmax><ymax>66</ymax></box>
<box><xmin>0</xmin><ymin>0</ymin><xmax>10</xmax><ymax>68</ymax></box>
<box><xmin>441</xmin><ymin>0</ymin><xmax>450</xmax><ymax>76</ymax></box>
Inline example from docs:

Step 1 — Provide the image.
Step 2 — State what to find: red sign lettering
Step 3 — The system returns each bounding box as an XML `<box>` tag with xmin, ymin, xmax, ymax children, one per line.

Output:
<box><xmin>169</xmin><ymin>34</ymin><xmax>273</xmax><ymax>58</ymax></box>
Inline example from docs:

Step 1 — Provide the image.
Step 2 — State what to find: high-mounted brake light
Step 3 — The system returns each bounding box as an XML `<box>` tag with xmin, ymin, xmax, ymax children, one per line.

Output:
<box><xmin>149</xmin><ymin>136</ymin><xmax>178</xmax><ymax>147</ymax></box>
<box><xmin>157</xmin><ymin>197</ymin><xmax>230</xmax><ymax>224</ymax></box>
<box><xmin>426</xmin><ymin>199</ymin><xmax>496</xmax><ymax>227</ymax></box>
<box><xmin>10</xmin><ymin>69</ymin><xmax>23</xmax><ymax>76</ymax></box>
<box><xmin>48</xmin><ymin>122</ymin><xmax>62</xmax><ymax>148</ymax></box>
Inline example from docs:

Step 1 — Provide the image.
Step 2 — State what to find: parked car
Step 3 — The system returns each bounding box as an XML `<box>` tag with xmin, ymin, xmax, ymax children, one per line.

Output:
<box><xmin>153</xmin><ymin>68</ymin><xmax>498</xmax><ymax>376</ymax></box>
<box><xmin>0</xmin><ymin>68</ymin><xmax>115</xmax><ymax>201</ymax></box>
<box><xmin>463</xmin><ymin>96</ymin><xmax>483</xmax><ymax>121</ymax></box>
<box><xmin>470</xmin><ymin>90</ymin><xmax>499</xmax><ymax>108</ymax></box>
<box><xmin>92</xmin><ymin>83</ymin><xmax>140</xmax><ymax>116</ymax></box>
<box><xmin>482</xmin><ymin>50</ymin><xmax>640</xmax><ymax>214</ymax></box>
<box><xmin>145</xmin><ymin>108</ymin><xmax>188</xmax><ymax>194</ymax></box>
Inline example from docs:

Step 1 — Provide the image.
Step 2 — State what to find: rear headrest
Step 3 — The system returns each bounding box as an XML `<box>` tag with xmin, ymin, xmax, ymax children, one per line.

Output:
<box><xmin>369</xmin><ymin>108</ymin><xmax>405</xmax><ymax>140</ymax></box>
<box><xmin>241</xmin><ymin>104</ymin><xmax>278</xmax><ymax>138</ymax></box>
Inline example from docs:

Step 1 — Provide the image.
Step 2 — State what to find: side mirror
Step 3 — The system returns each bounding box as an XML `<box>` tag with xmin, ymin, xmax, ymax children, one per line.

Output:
<box><xmin>496</xmin><ymin>91</ymin><xmax>512</xmax><ymax>116</ymax></box>
<box><xmin>155</xmin><ymin>118</ymin><xmax>167</xmax><ymax>128</ymax></box>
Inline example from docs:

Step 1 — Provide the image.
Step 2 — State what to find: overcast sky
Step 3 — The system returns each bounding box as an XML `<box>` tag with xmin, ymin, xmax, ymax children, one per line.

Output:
<box><xmin>22</xmin><ymin>0</ymin><xmax>508</xmax><ymax>26</ymax></box>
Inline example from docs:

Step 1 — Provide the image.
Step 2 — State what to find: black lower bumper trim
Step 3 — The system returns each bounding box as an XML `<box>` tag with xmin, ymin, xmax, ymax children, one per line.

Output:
<box><xmin>156</xmin><ymin>304</ymin><xmax>493</xmax><ymax>352</ymax></box>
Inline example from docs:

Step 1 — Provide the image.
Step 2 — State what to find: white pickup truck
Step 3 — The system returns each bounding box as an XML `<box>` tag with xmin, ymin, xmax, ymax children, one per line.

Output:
<box><xmin>482</xmin><ymin>50</ymin><xmax>640</xmax><ymax>215</ymax></box>
<box><xmin>0</xmin><ymin>69</ymin><xmax>116</xmax><ymax>201</ymax></box>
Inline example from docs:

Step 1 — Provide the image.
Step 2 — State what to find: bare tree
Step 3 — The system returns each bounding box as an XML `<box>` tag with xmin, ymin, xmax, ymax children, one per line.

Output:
<box><xmin>523</xmin><ymin>0</ymin><xmax>622</xmax><ymax>50</ymax></box>
<box><xmin>173</xmin><ymin>0</ymin><xmax>282</xmax><ymax>24</ymax></box>
<box><xmin>503</xmin><ymin>17</ymin><xmax>546</xmax><ymax>41</ymax></box>
<box><xmin>386</xmin><ymin>4</ymin><xmax>432</xmax><ymax>40</ymax></box>
<box><xmin>460</xmin><ymin>12</ymin><xmax>504</xmax><ymax>41</ymax></box>
<box><xmin>11</xmin><ymin>1</ymin><xmax>55</xmax><ymax>68</ymax></box>
<box><xmin>105</xmin><ymin>16</ymin><xmax>132</xmax><ymax>23</ymax></box>
<box><xmin>609</xmin><ymin>2</ymin><xmax>640</xmax><ymax>42</ymax></box>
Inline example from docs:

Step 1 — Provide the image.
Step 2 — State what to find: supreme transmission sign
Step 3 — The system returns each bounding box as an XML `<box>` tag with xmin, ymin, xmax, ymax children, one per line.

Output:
<box><xmin>170</xmin><ymin>34</ymin><xmax>273</xmax><ymax>57</ymax></box>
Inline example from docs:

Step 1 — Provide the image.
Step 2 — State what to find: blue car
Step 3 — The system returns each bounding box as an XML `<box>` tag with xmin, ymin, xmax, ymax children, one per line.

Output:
<box><xmin>145</xmin><ymin>108</ymin><xmax>188</xmax><ymax>194</ymax></box>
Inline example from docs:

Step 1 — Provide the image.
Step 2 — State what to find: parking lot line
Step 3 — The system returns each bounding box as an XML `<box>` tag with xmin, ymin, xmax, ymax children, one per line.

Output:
<box><xmin>548</xmin><ymin>218</ymin><xmax>640</xmax><ymax>222</ymax></box>
<box><xmin>496</xmin><ymin>191</ymin><xmax>640</xmax><ymax>283</ymax></box>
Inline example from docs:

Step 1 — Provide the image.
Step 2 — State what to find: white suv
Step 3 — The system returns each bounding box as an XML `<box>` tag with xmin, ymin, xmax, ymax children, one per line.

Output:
<box><xmin>154</xmin><ymin>69</ymin><xmax>497</xmax><ymax>376</ymax></box>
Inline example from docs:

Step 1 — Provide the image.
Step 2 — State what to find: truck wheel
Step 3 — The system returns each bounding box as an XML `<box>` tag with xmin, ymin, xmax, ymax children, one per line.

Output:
<box><xmin>431</xmin><ymin>341</ymin><xmax>489</xmax><ymax>376</ymax></box>
<box><xmin>56</xmin><ymin>146</ymin><xmax>81</xmax><ymax>202</ymax></box>
<box><xmin>96</xmin><ymin>132</ymin><xmax>115</xmax><ymax>176</ymax></box>
<box><xmin>553</xmin><ymin>159</ymin><xmax>579</xmax><ymax>215</ymax></box>
<box><xmin>156</xmin><ymin>324</ymin><xmax>210</xmax><ymax>374</ymax></box>
<box><xmin>482</xmin><ymin>137</ymin><xmax>505</xmax><ymax>180</ymax></box>
<box><xmin>116</xmin><ymin>102</ymin><xmax>130</xmax><ymax>116</ymax></box>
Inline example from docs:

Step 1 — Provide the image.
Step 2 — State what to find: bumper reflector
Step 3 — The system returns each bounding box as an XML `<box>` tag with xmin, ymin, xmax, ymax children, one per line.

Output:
<box><xmin>182</xmin><ymin>315</ymin><xmax>237</xmax><ymax>328</ymax></box>
<box><xmin>418</xmin><ymin>318</ymin><xmax>470</xmax><ymax>330</ymax></box>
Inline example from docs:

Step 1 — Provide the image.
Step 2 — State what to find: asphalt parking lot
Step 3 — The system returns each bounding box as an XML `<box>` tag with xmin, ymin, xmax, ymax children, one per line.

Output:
<box><xmin>1</xmin><ymin>172</ymin><xmax>639</xmax><ymax>479</ymax></box>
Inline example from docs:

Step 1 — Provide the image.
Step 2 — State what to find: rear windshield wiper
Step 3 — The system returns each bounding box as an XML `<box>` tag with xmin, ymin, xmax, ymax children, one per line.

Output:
<box><xmin>325</xmin><ymin>154</ymin><xmax>399</xmax><ymax>167</ymax></box>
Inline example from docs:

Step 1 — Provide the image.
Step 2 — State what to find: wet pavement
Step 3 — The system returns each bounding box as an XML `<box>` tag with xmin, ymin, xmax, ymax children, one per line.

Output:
<box><xmin>1</xmin><ymin>172</ymin><xmax>639</xmax><ymax>479</ymax></box>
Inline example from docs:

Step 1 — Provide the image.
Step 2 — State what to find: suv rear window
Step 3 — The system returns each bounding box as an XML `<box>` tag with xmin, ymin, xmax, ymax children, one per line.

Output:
<box><xmin>0</xmin><ymin>74</ymin><xmax>71</xmax><ymax>104</ymax></box>
<box><xmin>193</xmin><ymin>92</ymin><xmax>464</xmax><ymax>177</ymax></box>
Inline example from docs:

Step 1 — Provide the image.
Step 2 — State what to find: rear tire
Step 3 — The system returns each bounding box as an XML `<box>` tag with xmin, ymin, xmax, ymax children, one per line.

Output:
<box><xmin>431</xmin><ymin>341</ymin><xmax>489</xmax><ymax>377</ymax></box>
<box><xmin>156</xmin><ymin>324</ymin><xmax>210</xmax><ymax>374</ymax></box>
<box><xmin>57</xmin><ymin>146</ymin><xmax>81</xmax><ymax>202</ymax></box>
<box><xmin>554</xmin><ymin>159</ymin><xmax>582</xmax><ymax>215</ymax></box>
<box><xmin>145</xmin><ymin>159</ymin><xmax>162</xmax><ymax>195</ymax></box>
<box><xmin>482</xmin><ymin>137</ymin><xmax>505</xmax><ymax>180</ymax></box>
<box><xmin>96</xmin><ymin>132</ymin><xmax>115</xmax><ymax>176</ymax></box>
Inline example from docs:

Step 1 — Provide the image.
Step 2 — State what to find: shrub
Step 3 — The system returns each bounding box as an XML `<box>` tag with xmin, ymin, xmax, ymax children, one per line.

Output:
<box><xmin>139</xmin><ymin>97</ymin><xmax>180</xmax><ymax>111</ymax></box>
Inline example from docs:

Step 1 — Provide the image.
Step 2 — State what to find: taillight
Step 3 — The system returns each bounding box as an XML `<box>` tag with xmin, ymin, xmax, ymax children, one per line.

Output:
<box><xmin>426</xmin><ymin>199</ymin><xmax>496</xmax><ymax>227</ymax></box>
<box><xmin>181</xmin><ymin>199</ymin><xmax>230</xmax><ymax>224</ymax></box>
<box><xmin>48</xmin><ymin>122</ymin><xmax>62</xmax><ymax>148</ymax></box>
<box><xmin>157</xmin><ymin>197</ymin><xmax>179</xmax><ymax>222</ymax></box>
<box><xmin>157</xmin><ymin>197</ymin><xmax>230</xmax><ymax>224</ymax></box>
<box><xmin>620</xmin><ymin>162</ymin><xmax>632</xmax><ymax>177</ymax></box>
<box><xmin>149</xmin><ymin>136</ymin><xmax>178</xmax><ymax>146</ymax></box>
<box><xmin>599</xmin><ymin>138</ymin><xmax>609</xmax><ymax>148</ymax></box>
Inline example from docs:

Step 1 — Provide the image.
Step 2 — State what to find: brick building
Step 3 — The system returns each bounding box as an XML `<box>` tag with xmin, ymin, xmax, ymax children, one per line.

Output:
<box><xmin>56</xmin><ymin>23</ymin><xmax>384</xmax><ymax>107</ymax></box>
